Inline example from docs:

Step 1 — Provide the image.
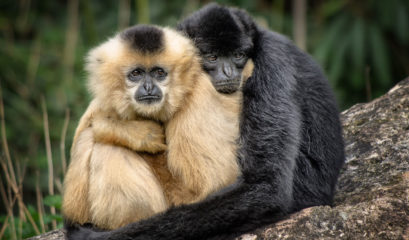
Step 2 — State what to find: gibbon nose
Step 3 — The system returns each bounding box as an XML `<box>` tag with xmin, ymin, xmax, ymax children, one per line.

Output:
<box><xmin>222</xmin><ymin>63</ymin><xmax>233</xmax><ymax>78</ymax></box>
<box><xmin>143</xmin><ymin>78</ymin><xmax>154</xmax><ymax>94</ymax></box>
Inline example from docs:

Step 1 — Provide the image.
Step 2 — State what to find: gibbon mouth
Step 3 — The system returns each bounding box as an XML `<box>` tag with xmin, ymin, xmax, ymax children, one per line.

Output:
<box><xmin>214</xmin><ymin>80</ymin><xmax>240</xmax><ymax>87</ymax></box>
<box><xmin>137</xmin><ymin>95</ymin><xmax>161</xmax><ymax>102</ymax></box>
<box><xmin>215</xmin><ymin>83</ymin><xmax>236</xmax><ymax>86</ymax></box>
<box><xmin>217</xmin><ymin>88</ymin><xmax>238</xmax><ymax>94</ymax></box>
<box><xmin>215</xmin><ymin>84</ymin><xmax>239</xmax><ymax>94</ymax></box>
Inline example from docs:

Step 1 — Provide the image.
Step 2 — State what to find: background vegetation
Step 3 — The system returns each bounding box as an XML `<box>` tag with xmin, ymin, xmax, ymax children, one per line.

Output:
<box><xmin>0</xmin><ymin>0</ymin><xmax>408</xmax><ymax>239</ymax></box>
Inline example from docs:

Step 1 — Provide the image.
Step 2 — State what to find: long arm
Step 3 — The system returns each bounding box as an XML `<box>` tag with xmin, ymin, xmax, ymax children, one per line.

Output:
<box><xmin>92</xmin><ymin>114</ymin><xmax>166</xmax><ymax>154</ymax></box>
<box><xmin>63</xmin><ymin>100</ymin><xmax>99</xmax><ymax>224</ymax></box>
<box><xmin>68</xmin><ymin>182</ymin><xmax>289</xmax><ymax>240</ymax></box>
<box><xmin>73</xmin><ymin>98</ymin><xmax>166</xmax><ymax>154</ymax></box>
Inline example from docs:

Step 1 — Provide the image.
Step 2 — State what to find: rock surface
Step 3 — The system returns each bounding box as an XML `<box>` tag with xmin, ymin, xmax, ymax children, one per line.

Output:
<box><xmin>28</xmin><ymin>78</ymin><xmax>409</xmax><ymax>240</ymax></box>
<box><xmin>27</xmin><ymin>229</ymin><xmax>65</xmax><ymax>240</ymax></box>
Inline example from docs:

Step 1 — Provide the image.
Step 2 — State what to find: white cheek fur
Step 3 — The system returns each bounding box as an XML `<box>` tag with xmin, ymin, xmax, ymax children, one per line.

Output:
<box><xmin>126</xmin><ymin>84</ymin><xmax>139</xmax><ymax>102</ymax></box>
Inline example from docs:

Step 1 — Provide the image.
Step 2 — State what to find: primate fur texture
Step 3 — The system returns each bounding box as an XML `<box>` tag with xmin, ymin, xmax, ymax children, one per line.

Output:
<box><xmin>63</xmin><ymin>25</ymin><xmax>253</xmax><ymax>230</ymax></box>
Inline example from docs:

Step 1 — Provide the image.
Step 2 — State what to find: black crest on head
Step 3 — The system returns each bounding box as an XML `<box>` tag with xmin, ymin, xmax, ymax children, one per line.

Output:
<box><xmin>121</xmin><ymin>25</ymin><xmax>164</xmax><ymax>54</ymax></box>
<box><xmin>177</xmin><ymin>3</ymin><xmax>257</xmax><ymax>56</ymax></box>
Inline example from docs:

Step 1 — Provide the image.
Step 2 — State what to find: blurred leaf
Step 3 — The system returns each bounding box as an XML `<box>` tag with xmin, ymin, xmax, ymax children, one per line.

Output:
<box><xmin>328</xmin><ymin>35</ymin><xmax>349</xmax><ymax>86</ymax></box>
<box><xmin>81</xmin><ymin>0</ymin><xmax>97</xmax><ymax>45</ymax></box>
<box><xmin>314</xmin><ymin>14</ymin><xmax>349</xmax><ymax>64</ymax></box>
<box><xmin>396</xmin><ymin>4</ymin><xmax>409</xmax><ymax>44</ymax></box>
<box><xmin>350</xmin><ymin>69</ymin><xmax>364</xmax><ymax>90</ymax></box>
<box><xmin>374</xmin><ymin>0</ymin><xmax>396</xmax><ymax>29</ymax></box>
<box><xmin>43</xmin><ymin>194</ymin><xmax>62</xmax><ymax>209</ymax></box>
<box><xmin>320</xmin><ymin>0</ymin><xmax>347</xmax><ymax>18</ymax></box>
<box><xmin>42</xmin><ymin>214</ymin><xmax>54</xmax><ymax>225</ymax></box>
<box><xmin>49</xmin><ymin>214</ymin><xmax>63</xmax><ymax>222</ymax></box>
<box><xmin>27</xmin><ymin>204</ymin><xmax>37</xmax><ymax>215</ymax></box>
<box><xmin>351</xmin><ymin>19</ymin><xmax>365</xmax><ymax>70</ymax></box>
<box><xmin>369</xmin><ymin>25</ymin><xmax>392</xmax><ymax>87</ymax></box>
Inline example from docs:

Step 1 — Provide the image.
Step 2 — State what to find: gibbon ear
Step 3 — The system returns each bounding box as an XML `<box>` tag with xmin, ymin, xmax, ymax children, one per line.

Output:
<box><xmin>85</xmin><ymin>36</ymin><xmax>127</xmax><ymax>74</ymax></box>
<box><xmin>84</xmin><ymin>41</ymin><xmax>110</xmax><ymax>75</ymax></box>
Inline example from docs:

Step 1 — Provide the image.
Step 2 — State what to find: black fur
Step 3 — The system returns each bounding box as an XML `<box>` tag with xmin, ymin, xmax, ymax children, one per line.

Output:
<box><xmin>121</xmin><ymin>25</ymin><xmax>164</xmax><ymax>54</ymax></box>
<box><xmin>68</xmin><ymin>4</ymin><xmax>345</xmax><ymax>240</ymax></box>
<box><xmin>178</xmin><ymin>5</ymin><xmax>255</xmax><ymax>55</ymax></box>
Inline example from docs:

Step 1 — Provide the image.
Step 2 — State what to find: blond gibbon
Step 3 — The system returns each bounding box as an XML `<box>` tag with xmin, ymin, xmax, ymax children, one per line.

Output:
<box><xmin>62</xmin><ymin>25</ymin><xmax>254</xmax><ymax>230</ymax></box>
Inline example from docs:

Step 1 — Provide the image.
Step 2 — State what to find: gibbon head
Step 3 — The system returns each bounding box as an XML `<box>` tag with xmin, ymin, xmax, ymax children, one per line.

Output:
<box><xmin>177</xmin><ymin>3</ymin><xmax>255</xmax><ymax>94</ymax></box>
<box><xmin>85</xmin><ymin>25</ymin><xmax>201</xmax><ymax>121</ymax></box>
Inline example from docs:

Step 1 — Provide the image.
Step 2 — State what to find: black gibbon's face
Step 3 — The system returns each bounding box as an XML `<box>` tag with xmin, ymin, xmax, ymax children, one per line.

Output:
<box><xmin>127</xmin><ymin>66</ymin><xmax>168</xmax><ymax>105</ymax></box>
<box><xmin>201</xmin><ymin>51</ymin><xmax>250</xmax><ymax>94</ymax></box>
<box><xmin>177</xmin><ymin>4</ymin><xmax>257</xmax><ymax>94</ymax></box>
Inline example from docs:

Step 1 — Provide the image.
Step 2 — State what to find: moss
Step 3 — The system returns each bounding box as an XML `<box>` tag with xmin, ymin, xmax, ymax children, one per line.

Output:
<box><xmin>353</xmin><ymin>117</ymin><xmax>368</xmax><ymax>126</ymax></box>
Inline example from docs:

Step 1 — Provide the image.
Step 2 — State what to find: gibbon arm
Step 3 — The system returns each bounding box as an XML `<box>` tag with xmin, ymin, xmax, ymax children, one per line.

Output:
<box><xmin>63</xmin><ymin>100</ymin><xmax>99</xmax><ymax>224</ymax></box>
<box><xmin>92</xmin><ymin>114</ymin><xmax>166</xmax><ymax>154</ymax></box>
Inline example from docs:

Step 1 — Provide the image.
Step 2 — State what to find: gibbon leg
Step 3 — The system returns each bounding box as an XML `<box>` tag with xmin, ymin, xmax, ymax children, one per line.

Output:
<box><xmin>88</xmin><ymin>143</ymin><xmax>168</xmax><ymax>230</ymax></box>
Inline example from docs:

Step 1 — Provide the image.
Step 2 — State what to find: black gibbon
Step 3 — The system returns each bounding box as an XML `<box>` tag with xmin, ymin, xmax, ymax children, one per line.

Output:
<box><xmin>63</xmin><ymin>25</ymin><xmax>254</xmax><ymax>231</ymax></box>
<box><xmin>69</xmin><ymin>4</ymin><xmax>345</xmax><ymax>240</ymax></box>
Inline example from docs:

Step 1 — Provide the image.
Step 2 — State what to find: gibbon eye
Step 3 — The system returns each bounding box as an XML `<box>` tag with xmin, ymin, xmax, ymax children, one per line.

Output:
<box><xmin>234</xmin><ymin>51</ymin><xmax>245</xmax><ymax>59</ymax></box>
<box><xmin>128</xmin><ymin>68</ymin><xmax>144</xmax><ymax>81</ymax></box>
<box><xmin>131</xmin><ymin>69</ymin><xmax>143</xmax><ymax>77</ymax></box>
<box><xmin>151</xmin><ymin>67</ymin><xmax>167</xmax><ymax>80</ymax></box>
<box><xmin>157</xmin><ymin>68</ymin><xmax>166</xmax><ymax>77</ymax></box>
<box><xmin>205</xmin><ymin>54</ymin><xmax>218</xmax><ymax>62</ymax></box>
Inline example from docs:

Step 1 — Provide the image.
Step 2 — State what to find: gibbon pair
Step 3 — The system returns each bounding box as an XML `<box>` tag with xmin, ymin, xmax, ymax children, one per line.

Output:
<box><xmin>67</xmin><ymin>4</ymin><xmax>345</xmax><ymax>240</ymax></box>
<box><xmin>62</xmin><ymin>25</ymin><xmax>254</xmax><ymax>230</ymax></box>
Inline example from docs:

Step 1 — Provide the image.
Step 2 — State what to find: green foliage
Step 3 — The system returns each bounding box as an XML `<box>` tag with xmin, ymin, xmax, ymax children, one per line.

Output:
<box><xmin>311</xmin><ymin>0</ymin><xmax>409</xmax><ymax>107</ymax></box>
<box><xmin>42</xmin><ymin>194</ymin><xmax>64</xmax><ymax>228</ymax></box>
<box><xmin>0</xmin><ymin>195</ymin><xmax>62</xmax><ymax>239</ymax></box>
<box><xmin>43</xmin><ymin>195</ymin><xmax>62</xmax><ymax>210</ymax></box>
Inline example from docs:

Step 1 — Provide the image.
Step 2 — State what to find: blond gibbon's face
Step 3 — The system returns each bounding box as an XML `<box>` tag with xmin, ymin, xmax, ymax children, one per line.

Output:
<box><xmin>86</xmin><ymin>25</ymin><xmax>200</xmax><ymax>121</ymax></box>
<box><xmin>123</xmin><ymin>64</ymin><xmax>170</xmax><ymax>115</ymax></box>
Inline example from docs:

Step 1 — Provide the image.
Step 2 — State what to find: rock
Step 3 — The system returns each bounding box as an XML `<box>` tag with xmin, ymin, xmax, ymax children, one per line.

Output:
<box><xmin>26</xmin><ymin>229</ymin><xmax>65</xmax><ymax>240</ymax></box>
<box><xmin>28</xmin><ymin>78</ymin><xmax>409</xmax><ymax>240</ymax></box>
